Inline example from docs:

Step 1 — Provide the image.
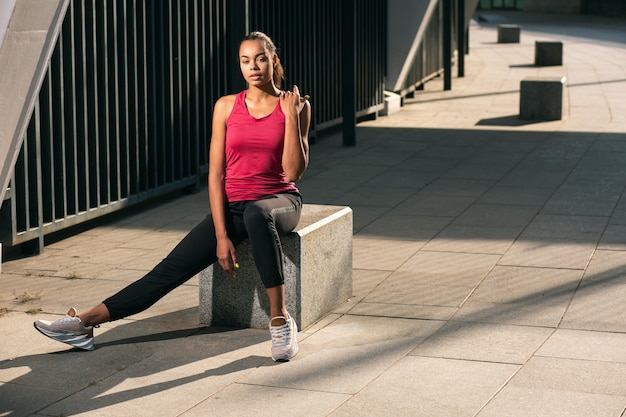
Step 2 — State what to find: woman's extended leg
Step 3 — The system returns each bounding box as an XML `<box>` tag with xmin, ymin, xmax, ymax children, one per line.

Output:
<box><xmin>100</xmin><ymin>213</ymin><xmax>229</xmax><ymax>321</ymax></box>
<box><xmin>34</xmin><ymin>211</ymin><xmax>247</xmax><ymax>350</ymax></box>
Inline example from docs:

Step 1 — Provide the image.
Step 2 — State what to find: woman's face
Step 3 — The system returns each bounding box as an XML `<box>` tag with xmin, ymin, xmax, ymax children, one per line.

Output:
<box><xmin>239</xmin><ymin>39</ymin><xmax>274</xmax><ymax>86</ymax></box>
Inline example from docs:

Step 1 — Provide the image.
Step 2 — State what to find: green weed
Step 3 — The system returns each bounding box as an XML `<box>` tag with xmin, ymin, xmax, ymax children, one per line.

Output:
<box><xmin>66</xmin><ymin>272</ymin><xmax>82</xmax><ymax>280</ymax></box>
<box><xmin>15</xmin><ymin>292</ymin><xmax>41</xmax><ymax>303</ymax></box>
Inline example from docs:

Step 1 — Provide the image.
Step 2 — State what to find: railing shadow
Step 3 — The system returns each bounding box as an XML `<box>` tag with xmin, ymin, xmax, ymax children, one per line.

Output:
<box><xmin>0</xmin><ymin>308</ymin><xmax>276</xmax><ymax>416</ymax></box>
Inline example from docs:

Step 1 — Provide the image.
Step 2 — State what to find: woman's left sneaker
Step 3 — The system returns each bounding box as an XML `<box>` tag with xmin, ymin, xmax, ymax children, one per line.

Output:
<box><xmin>269</xmin><ymin>315</ymin><xmax>298</xmax><ymax>362</ymax></box>
<box><xmin>34</xmin><ymin>307</ymin><xmax>95</xmax><ymax>351</ymax></box>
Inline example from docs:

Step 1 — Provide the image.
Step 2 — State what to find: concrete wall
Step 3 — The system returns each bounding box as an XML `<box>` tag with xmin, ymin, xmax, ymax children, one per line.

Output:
<box><xmin>523</xmin><ymin>0</ymin><xmax>582</xmax><ymax>13</ymax></box>
<box><xmin>582</xmin><ymin>0</ymin><xmax>626</xmax><ymax>16</ymax></box>
<box><xmin>387</xmin><ymin>0</ymin><xmax>479</xmax><ymax>93</ymax></box>
<box><xmin>386</xmin><ymin>0</ymin><xmax>437</xmax><ymax>92</ymax></box>
<box><xmin>0</xmin><ymin>0</ymin><xmax>17</xmax><ymax>47</ymax></box>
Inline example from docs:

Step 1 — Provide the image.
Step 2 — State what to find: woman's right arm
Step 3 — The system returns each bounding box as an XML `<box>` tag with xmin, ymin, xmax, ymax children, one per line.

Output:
<box><xmin>208</xmin><ymin>95</ymin><xmax>236</xmax><ymax>276</ymax></box>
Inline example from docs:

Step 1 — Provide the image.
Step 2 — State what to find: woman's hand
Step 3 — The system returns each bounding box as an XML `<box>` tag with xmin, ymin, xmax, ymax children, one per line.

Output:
<box><xmin>216</xmin><ymin>236</ymin><xmax>238</xmax><ymax>277</ymax></box>
<box><xmin>279</xmin><ymin>85</ymin><xmax>308</xmax><ymax>117</ymax></box>
<box><xmin>280</xmin><ymin>85</ymin><xmax>311</xmax><ymax>182</ymax></box>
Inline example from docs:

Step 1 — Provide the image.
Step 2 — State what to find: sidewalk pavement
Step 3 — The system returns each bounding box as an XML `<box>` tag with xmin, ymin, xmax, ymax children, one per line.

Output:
<box><xmin>1</xmin><ymin>11</ymin><xmax>626</xmax><ymax>417</ymax></box>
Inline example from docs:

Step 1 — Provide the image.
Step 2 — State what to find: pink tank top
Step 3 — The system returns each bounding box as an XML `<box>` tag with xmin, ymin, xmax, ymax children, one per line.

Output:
<box><xmin>224</xmin><ymin>91</ymin><xmax>299</xmax><ymax>202</ymax></box>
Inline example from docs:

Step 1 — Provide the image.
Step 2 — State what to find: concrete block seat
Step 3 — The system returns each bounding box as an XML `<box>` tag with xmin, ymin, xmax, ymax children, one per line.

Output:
<box><xmin>199</xmin><ymin>204</ymin><xmax>353</xmax><ymax>330</ymax></box>
<box><xmin>535</xmin><ymin>41</ymin><xmax>563</xmax><ymax>66</ymax></box>
<box><xmin>497</xmin><ymin>24</ymin><xmax>520</xmax><ymax>43</ymax></box>
<box><xmin>519</xmin><ymin>76</ymin><xmax>566</xmax><ymax>121</ymax></box>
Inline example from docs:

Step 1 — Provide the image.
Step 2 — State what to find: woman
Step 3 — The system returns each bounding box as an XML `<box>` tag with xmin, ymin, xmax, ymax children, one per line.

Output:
<box><xmin>34</xmin><ymin>31</ymin><xmax>311</xmax><ymax>362</ymax></box>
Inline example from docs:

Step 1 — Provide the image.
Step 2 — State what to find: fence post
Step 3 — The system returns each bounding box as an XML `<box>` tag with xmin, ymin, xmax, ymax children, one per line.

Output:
<box><xmin>227</xmin><ymin>0</ymin><xmax>248</xmax><ymax>94</ymax></box>
<box><xmin>443</xmin><ymin>0</ymin><xmax>452</xmax><ymax>90</ymax></box>
<box><xmin>341</xmin><ymin>0</ymin><xmax>356</xmax><ymax>146</ymax></box>
<box><xmin>457</xmin><ymin>0</ymin><xmax>465</xmax><ymax>77</ymax></box>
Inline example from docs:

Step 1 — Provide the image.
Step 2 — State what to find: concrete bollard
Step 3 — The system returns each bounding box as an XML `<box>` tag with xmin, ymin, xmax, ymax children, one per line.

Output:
<box><xmin>498</xmin><ymin>24</ymin><xmax>521</xmax><ymax>43</ymax></box>
<box><xmin>520</xmin><ymin>76</ymin><xmax>566</xmax><ymax>121</ymax></box>
<box><xmin>535</xmin><ymin>41</ymin><xmax>563</xmax><ymax>66</ymax></box>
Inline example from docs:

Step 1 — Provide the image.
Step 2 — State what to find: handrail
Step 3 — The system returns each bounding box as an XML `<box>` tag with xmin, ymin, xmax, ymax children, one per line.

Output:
<box><xmin>0</xmin><ymin>0</ymin><xmax>69</xmax><ymax>205</ymax></box>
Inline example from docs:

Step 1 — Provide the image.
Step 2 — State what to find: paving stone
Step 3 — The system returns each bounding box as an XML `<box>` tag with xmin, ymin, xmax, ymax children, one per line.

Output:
<box><xmin>411</xmin><ymin>321</ymin><xmax>552</xmax><ymax>364</ymax></box>
<box><xmin>467</xmin><ymin>265</ymin><xmax>583</xmax><ymax>304</ymax></box>
<box><xmin>560</xmin><ymin>279</ymin><xmax>626</xmax><ymax>332</ymax></box>
<box><xmin>477</xmin><ymin>185</ymin><xmax>554</xmax><ymax>206</ymax></box>
<box><xmin>536</xmin><ymin>329</ymin><xmax>626</xmax><ymax>363</ymax></box>
<box><xmin>181</xmin><ymin>384</ymin><xmax>350</xmax><ymax>417</ymax></box>
<box><xmin>331</xmin><ymin>356</ymin><xmax>519</xmax><ymax>417</ymax></box>
<box><xmin>423</xmin><ymin>224</ymin><xmax>522</xmax><ymax>254</ymax></box>
<box><xmin>507</xmin><ymin>356</ymin><xmax>626</xmax><ymax>396</ymax></box>
<box><xmin>396</xmin><ymin>251</ymin><xmax>501</xmax><ymax>287</ymax></box>
<box><xmin>348</xmin><ymin>301</ymin><xmax>457</xmax><ymax>321</ymax></box>
<box><xmin>390</xmin><ymin>194</ymin><xmax>475</xmax><ymax>217</ymax></box>
<box><xmin>364</xmin><ymin>270</ymin><xmax>475</xmax><ymax>307</ymax></box>
<box><xmin>477</xmin><ymin>386</ymin><xmax>626</xmax><ymax>417</ymax></box>
<box><xmin>352</xmin><ymin>237</ymin><xmax>423</xmax><ymax>271</ymax></box>
<box><xmin>519</xmin><ymin>214</ymin><xmax>607</xmax><ymax>241</ymax></box>
<box><xmin>453</xmin><ymin>299</ymin><xmax>571</xmax><ymax>327</ymax></box>
<box><xmin>357</xmin><ymin>214</ymin><xmax>452</xmax><ymax>241</ymax></box>
<box><xmin>498</xmin><ymin>239</ymin><xmax>596</xmax><ymax>269</ymax></box>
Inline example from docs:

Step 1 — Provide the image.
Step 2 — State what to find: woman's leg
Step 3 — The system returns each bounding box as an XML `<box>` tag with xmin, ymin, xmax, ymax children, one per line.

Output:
<box><xmin>100</xmin><ymin>211</ymin><xmax>249</xmax><ymax>322</ymax></box>
<box><xmin>242</xmin><ymin>193</ymin><xmax>301</xmax><ymax>321</ymax></box>
<box><xmin>77</xmin><ymin>303</ymin><xmax>110</xmax><ymax>327</ymax></box>
<box><xmin>35</xmin><ymin>208</ymin><xmax>249</xmax><ymax>350</ymax></box>
<box><xmin>242</xmin><ymin>193</ymin><xmax>302</xmax><ymax>361</ymax></box>
<box><xmin>266</xmin><ymin>285</ymin><xmax>287</xmax><ymax>325</ymax></box>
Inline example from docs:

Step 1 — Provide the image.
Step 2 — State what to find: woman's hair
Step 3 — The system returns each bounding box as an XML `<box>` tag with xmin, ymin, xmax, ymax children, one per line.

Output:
<box><xmin>241</xmin><ymin>31</ymin><xmax>284</xmax><ymax>88</ymax></box>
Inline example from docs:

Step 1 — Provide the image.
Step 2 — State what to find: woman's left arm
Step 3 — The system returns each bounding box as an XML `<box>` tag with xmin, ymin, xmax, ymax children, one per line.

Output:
<box><xmin>280</xmin><ymin>85</ymin><xmax>311</xmax><ymax>182</ymax></box>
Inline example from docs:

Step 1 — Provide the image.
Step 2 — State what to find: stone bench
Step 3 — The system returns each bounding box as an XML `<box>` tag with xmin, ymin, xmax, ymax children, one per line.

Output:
<box><xmin>519</xmin><ymin>76</ymin><xmax>566</xmax><ymax>121</ymax></box>
<box><xmin>199</xmin><ymin>204</ymin><xmax>353</xmax><ymax>330</ymax></box>
<box><xmin>498</xmin><ymin>24</ymin><xmax>520</xmax><ymax>43</ymax></box>
<box><xmin>535</xmin><ymin>41</ymin><xmax>563</xmax><ymax>66</ymax></box>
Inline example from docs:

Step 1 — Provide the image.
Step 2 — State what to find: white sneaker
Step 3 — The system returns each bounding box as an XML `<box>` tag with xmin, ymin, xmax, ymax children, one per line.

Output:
<box><xmin>34</xmin><ymin>307</ymin><xmax>94</xmax><ymax>351</ymax></box>
<box><xmin>269</xmin><ymin>315</ymin><xmax>298</xmax><ymax>362</ymax></box>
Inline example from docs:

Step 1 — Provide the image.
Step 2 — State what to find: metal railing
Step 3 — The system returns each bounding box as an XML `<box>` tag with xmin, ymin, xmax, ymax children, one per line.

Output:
<box><xmin>1</xmin><ymin>0</ymin><xmax>232</xmax><ymax>251</ymax></box>
<box><xmin>397</xmin><ymin>0</ymin><xmax>455</xmax><ymax>96</ymax></box>
<box><xmin>1</xmin><ymin>0</ymin><xmax>457</xmax><ymax>253</ymax></box>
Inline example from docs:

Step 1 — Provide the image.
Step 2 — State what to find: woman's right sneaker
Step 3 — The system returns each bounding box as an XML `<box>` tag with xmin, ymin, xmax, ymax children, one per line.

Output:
<box><xmin>269</xmin><ymin>315</ymin><xmax>298</xmax><ymax>362</ymax></box>
<box><xmin>34</xmin><ymin>307</ymin><xmax>95</xmax><ymax>351</ymax></box>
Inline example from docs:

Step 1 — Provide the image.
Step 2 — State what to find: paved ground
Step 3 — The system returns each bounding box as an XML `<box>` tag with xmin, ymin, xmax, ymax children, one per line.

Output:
<box><xmin>1</xmin><ymin>10</ymin><xmax>626</xmax><ymax>417</ymax></box>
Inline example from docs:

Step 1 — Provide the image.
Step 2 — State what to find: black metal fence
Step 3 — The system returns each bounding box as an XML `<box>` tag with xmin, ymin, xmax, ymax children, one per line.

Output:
<box><xmin>245</xmin><ymin>0</ymin><xmax>387</xmax><ymax>129</ymax></box>
<box><xmin>2</xmin><ymin>0</ymin><xmax>233</xmax><ymax>251</ymax></box>
<box><xmin>2</xmin><ymin>0</ymin><xmax>456</xmax><ymax>253</ymax></box>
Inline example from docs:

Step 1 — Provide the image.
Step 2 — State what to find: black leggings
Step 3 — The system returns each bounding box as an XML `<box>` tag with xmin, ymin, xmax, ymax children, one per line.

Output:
<box><xmin>102</xmin><ymin>192</ymin><xmax>302</xmax><ymax>321</ymax></box>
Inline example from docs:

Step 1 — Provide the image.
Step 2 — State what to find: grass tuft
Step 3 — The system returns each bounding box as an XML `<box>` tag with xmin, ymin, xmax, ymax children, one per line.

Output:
<box><xmin>66</xmin><ymin>272</ymin><xmax>82</xmax><ymax>280</ymax></box>
<box><xmin>15</xmin><ymin>292</ymin><xmax>41</xmax><ymax>303</ymax></box>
